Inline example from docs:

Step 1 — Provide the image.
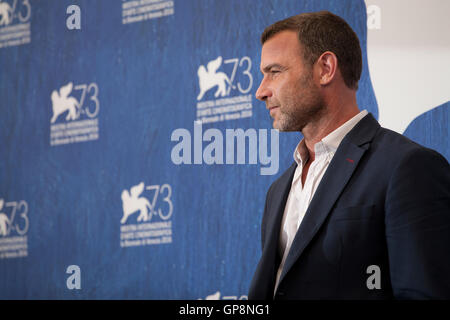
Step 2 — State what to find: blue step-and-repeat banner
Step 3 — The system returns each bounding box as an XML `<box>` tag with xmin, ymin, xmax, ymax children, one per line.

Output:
<box><xmin>0</xmin><ymin>0</ymin><xmax>448</xmax><ymax>299</ymax></box>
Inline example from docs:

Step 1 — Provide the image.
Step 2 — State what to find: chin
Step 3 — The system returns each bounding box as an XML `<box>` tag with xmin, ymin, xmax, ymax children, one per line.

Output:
<box><xmin>274</xmin><ymin>121</ymin><xmax>301</xmax><ymax>132</ymax></box>
<box><xmin>272</xmin><ymin>121</ymin><xmax>282</xmax><ymax>131</ymax></box>
<box><xmin>273</xmin><ymin>125</ymin><xmax>289</xmax><ymax>132</ymax></box>
<box><xmin>272</xmin><ymin>119</ymin><xmax>287</xmax><ymax>131</ymax></box>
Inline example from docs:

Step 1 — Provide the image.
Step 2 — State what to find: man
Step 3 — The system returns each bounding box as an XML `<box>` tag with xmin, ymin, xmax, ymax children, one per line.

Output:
<box><xmin>248</xmin><ymin>11</ymin><xmax>450</xmax><ymax>299</ymax></box>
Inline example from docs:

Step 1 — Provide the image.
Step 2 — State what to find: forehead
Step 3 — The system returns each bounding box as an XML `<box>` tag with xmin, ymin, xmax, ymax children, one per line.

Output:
<box><xmin>260</xmin><ymin>30</ymin><xmax>303</xmax><ymax>69</ymax></box>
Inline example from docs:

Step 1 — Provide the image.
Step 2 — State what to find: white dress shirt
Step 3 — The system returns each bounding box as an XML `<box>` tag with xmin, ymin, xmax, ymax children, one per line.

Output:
<box><xmin>274</xmin><ymin>109</ymin><xmax>368</xmax><ymax>294</ymax></box>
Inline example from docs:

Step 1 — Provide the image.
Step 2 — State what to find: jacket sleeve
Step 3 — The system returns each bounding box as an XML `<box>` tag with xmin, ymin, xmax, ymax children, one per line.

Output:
<box><xmin>385</xmin><ymin>147</ymin><xmax>450</xmax><ymax>299</ymax></box>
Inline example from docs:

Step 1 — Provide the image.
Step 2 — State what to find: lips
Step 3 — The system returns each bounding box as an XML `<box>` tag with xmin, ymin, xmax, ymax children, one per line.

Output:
<box><xmin>268</xmin><ymin>106</ymin><xmax>279</xmax><ymax>116</ymax></box>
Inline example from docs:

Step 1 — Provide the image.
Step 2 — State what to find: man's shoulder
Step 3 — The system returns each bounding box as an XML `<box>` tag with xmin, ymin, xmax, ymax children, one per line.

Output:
<box><xmin>372</xmin><ymin>126</ymin><xmax>448</xmax><ymax>165</ymax></box>
<box><xmin>349</xmin><ymin>112</ymin><xmax>446</xmax><ymax>163</ymax></box>
<box><xmin>266</xmin><ymin>121</ymin><xmax>448</xmax><ymax>195</ymax></box>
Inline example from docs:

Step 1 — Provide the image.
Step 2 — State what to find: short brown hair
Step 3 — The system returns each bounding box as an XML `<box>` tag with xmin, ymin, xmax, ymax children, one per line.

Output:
<box><xmin>261</xmin><ymin>11</ymin><xmax>362</xmax><ymax>90</ymax></box>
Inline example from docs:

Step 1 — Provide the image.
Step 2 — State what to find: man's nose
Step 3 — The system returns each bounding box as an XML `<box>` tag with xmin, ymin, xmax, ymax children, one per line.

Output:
<box><xmin>255</xmin><ymin>78</ymin><xmax>272</xmax><ymax>101</ymax></box>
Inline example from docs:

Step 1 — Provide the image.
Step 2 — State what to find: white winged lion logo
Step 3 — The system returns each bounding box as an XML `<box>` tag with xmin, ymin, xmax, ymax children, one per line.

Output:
<box><xmin>0</xmin><ymin>1</ymin><xmax>13</xmax><ymax>26</ymax></box>
<box><xmin>50</xmin><ymin>82</ymin><xmax>80</xmax><ymax>123</ymax></box>
<box><xmin>0</xmin><ymin>199</ymin><xmax>10</xmax><ymax>237</ymax></box>
<box><xmin>197</xmin><ymin>56</ymin><xmax>231</xmax><ymax>100</ymax></box>
<box><xmin>120</xmin><ymin>182</ymin><xmax>152</xmax><ymax>224</ymax></box>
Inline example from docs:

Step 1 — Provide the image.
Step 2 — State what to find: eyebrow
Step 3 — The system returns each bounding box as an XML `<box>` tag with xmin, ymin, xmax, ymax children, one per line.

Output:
<box><xmin>261</xmin><ymin>63</ymin><xmax>285</xmax><ymax>73</ymax></box>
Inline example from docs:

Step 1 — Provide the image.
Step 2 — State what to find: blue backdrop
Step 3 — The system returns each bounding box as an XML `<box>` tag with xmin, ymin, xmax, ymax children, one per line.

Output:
<box><xmin>0</xmin><ymin>0</ymin><xmax>447</xmax><ymax>299</ymax></box>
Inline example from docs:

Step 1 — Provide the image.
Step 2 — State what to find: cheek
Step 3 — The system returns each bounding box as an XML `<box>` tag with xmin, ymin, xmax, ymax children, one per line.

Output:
<box><xmin>273</xmin><ymin>78</ymin><xmax>293</xmax><ymax>101</ymax></box>
<box><xmin>282</xmin><ymin>81</ymin><xmax>305</xmax><ymax>105</ymax></box>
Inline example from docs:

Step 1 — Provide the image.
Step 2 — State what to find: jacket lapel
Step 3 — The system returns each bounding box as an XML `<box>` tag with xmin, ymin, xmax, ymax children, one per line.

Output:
<box><xmin>250</xmin><ymin>162</ymin><xmax>296</xmax><ymax>299</ymax></box>
<box><xmin>277</xmin><ymin>113</ymin><xmax>380</xmax><ymax>287</ymax></box>
<box><xmin>264</xmin><ymin>162</ymin><xmax>297</xmax><ymax>251</ymax></box>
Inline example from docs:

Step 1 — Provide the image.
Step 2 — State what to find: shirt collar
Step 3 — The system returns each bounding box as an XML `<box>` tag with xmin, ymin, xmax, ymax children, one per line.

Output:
<box><xmin>293</xmin><ymin>109</ymin><xmax>368</xmax><ymax>166</ymax></box>
<box><xmin>293</xmin><ymin>139</ymin><xmax>309</xmax><ymax>165</ymax></box>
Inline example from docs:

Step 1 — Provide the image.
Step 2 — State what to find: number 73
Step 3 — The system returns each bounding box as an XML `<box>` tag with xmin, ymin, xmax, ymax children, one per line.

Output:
<box><xmin>145</xmin><ymin>184</ymin><xmax>173</xmax><ymax>220</ymax></box>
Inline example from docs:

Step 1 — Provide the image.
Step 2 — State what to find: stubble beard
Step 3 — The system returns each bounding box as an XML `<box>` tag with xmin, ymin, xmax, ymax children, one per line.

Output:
<box><xmin>274</xmin><ymin>74</ymin><xmax>326</xmax><ymax>132</ymax></box>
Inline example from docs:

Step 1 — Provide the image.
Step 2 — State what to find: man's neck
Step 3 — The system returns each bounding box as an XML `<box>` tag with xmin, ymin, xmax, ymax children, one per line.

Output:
<box><xmin>302</xmin><ymin>104</ymin><xmax>360</xmax><ymax>160</ymax></box>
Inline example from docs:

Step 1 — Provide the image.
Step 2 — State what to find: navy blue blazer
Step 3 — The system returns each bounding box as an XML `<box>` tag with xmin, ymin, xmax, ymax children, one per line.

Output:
<box><xmin>248</xmin><ymin>113</ymin><xmax>450</xmax><ymax>300</ymax></box>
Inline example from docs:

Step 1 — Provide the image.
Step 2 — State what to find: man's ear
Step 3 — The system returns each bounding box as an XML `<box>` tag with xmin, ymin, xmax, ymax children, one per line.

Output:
<box><xmin>315</xmin><ymin>51</ymin><xmax>338</xmax><ymax>86</ymax></box>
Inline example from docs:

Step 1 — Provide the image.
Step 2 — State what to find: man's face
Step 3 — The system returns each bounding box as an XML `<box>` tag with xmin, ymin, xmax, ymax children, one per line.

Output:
<box><xmin>256</xmin><ymin>30</ymin><xmax>325</xmax><ymax>131</ymax></box>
